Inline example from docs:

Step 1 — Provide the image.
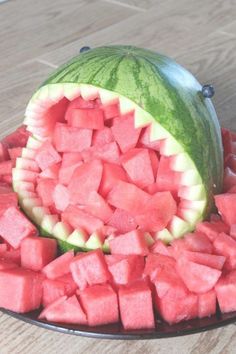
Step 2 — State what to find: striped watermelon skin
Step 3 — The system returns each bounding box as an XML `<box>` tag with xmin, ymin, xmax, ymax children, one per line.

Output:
<box><xmin>42</xmin><ymin>46</ymin><xmax>223</xmax><ymax>213</ymax></box>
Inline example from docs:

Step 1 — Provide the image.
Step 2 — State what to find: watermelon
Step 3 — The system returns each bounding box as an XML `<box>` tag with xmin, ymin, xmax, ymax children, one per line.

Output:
<box><xmin>52</xmin><ymin>184</ymin><xmax>70</xmax><ymax>212</ymax></box>
<box><xmin>107</xmin><ymin>208</ymin><xmax>137</xmax><ymax>234</ymax></box>
<box><xmin>42</xmin><ymin>274</ymin><xmax>77</xmax><ymax>307</ymax></box>
<box><xmin>180</xmin><ymin>250</ymin><xmax>225</xmax><ymax>270</ymax></box>
<box><xmin>111</xmin><ymin>113</ymin><xmax>141</xmax><ymax>153</ymax></box>
<box><xmin>68</xmin><ymin>108</ymin><xmax>104</xmax><ymax>130</ymax></box>
<box><xmin>0</xmin><ymin>268</ymin><xmax>43</xmax><ymax>313</ymax></box>
<box><xmin>0</xmin><ymin>207</ymin><xmax>37</xmax><ymax>249</ymax></box>
<box><xmin>0</xmin><ymin>160</ymin><xmax>13</xmax><ymax>175</ymax></box>
<box><xmin>105</xmin><ymin>254</ymin><xmax>144</xmax><ymax>285</ymax></box>
<box><xmin>70</xmin><ymin>249</ymin><xmax>110</xmax><ymax>287</ymax></box>
<box><xmin>21</xmin><ymin>236</ymin><xmax>57</xmax><ymax>271</ymax></box>
<box><xmin>155</xmin><ymin>291</ymin><xmax>198</xmax><ymax>324</ymax></box>
<box><xmin>176</xmin><ymin>258</ymin><xmax>221</xmax><ymax>293</ymax></box>
<box><xmin>35</xmin><ymin>141</ymin><xmax>61</xmax><ymax>171</ymax></box>
<box><xmin>92</xmin><ymin>127</ymin><xmax>114</xmax><ymax>146</ymax></box>
<box><xmin>0</xmin><ymin>258</ymin><xmax>18</xmax><ymax>271</ymax></box>
<box><xmin>80</xmin><ymin>191</ymin><xmax>113</xmax><ymax>223</ymax></box>
<box><xmin>213</xmin><ymin>232</ymin><xmax>236</xmax><ymax>270</ymax></box>
<box><xmin>82</xmin><ymin>141</ymin><xmax>120</xmax><ymax>164</ymax></box>
<box><xmin>68</xmin><ymin>159</ymin><xmax>103</xmax><ymax>204</ymax></box>
<box><xmin>42</xmin><ymin>251</ymin><xmax>74</xmax><ymax>279</ymax></box>
<box><xmin>198</xmin><ymin>290</ymin><xmax>216</xmax><ymax>318</ymax></box>
<box><xmin>196</xmin><ymin>221</ymin><xmax>229</xmax><ymax>242</ymax></box>
<box><xmin>107</xmin><ymin>180</ymin><xmax>150</xmax><ymax>215</ymax></box>
<box><xmin>0</xmin><ymin>192</ymin><xmax>18</xmax><ymax>215</ymax></box>
<box><xmin>215</xmin><ymin>194</ymin><xmax>236</xmax><ymax>225</ymax></box>
<box><xmin>0</xmin><ymin>142</ymin><xmax>9</xmax><ymax>162</ymax></box>
<box><xmin>109</xmin><ymin>230</ymin><xmax>149</xmax><ymax>255</ymax></box>
<box><xmin>62</xmin><ymin>205</ymin><xmax>104</xmax><ymax>234</ymax></box>
<box><xmin>79</xmin><ymin>284</ymin><xmax>119</xmax><ymax>326</ymax></box>
<box><xmin>36</xmin><ymin>178</ymin><xmax>57</xmax><ymax>207</ymax></box>
<box><xmin>118</xmin><ymin>281</ymin><xmax>155</xmax><ymax>329</ymax></box>
<box><xmin>215</xmin><ymin>270</ymin><xmax>236</xmax><ymax>313</ymax></box>
<box><xmin>39</xmin><ymin>295</ymin><xmax>87</xmax><ymax>324</ymax></box>
<box><xmin>99</xmin><ymin>163</ymin><xmax>128</xmax><ymax>197</ymax></box>
<box><xmin>0</xmin><ymin>248</ymin><xmax>21</xmax><ymax>265</ymax></box>
<box><xmin>2</xmin><ymin>126</ymin><xmax>30</xmax><ymax>149</ymax></box>
<box><xmin>53</xmin><ymin>123</ymin><xmax>92</xmax><ymax>153</ymax></box>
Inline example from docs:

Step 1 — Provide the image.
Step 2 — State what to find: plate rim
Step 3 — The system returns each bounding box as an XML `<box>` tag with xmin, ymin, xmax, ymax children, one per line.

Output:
<box><xmin>1</xmin><ymin>308</ymin><xmax>236</xmax><ymax>340</ymax></box>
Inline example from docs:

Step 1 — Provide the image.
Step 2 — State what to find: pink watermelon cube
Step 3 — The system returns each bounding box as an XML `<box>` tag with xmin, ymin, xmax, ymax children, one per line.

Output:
<box><xmin>81</xmin><ymin>191</ymin><xmax>113</xmax><ymax>223</ymax></box>
<box><xmin>150</xmin><ymin>240</ymin><xmax>172</xmax><ymax>257</ymax></box>
<box><xmin>181</xmin><ymin>250</ymin><xmax>225</xmax><ymax>270</ymax></box>
<box><xmin>82</xmin><ymin>141</ymin><xmax>120</xmax><ymax>164</ymax></box>
<box><xmin>0</xmin><ymin>206</ymin><xmax>37</xmax><ymax>249</ymax></box>
<box><xmin>65</xmin><ymin>97</ymin><xmax>95</xmax><ymax>121</ymax></box>
<box><xmin>42</xmin><ymin>274</ymin><xmax>77</xmax><ymax>307</ymax></box>
<box><xmin>215</xmin><ymin>270</ymin><xmax>236</xmax><ymax>313</ymax></box>
<box><xmin>35</xmin><ymin>141</ymin><xmax>61</xmax><ymax>171</ymax></box>
<box><xmin>42</xmin><ymin>251</ymin><xmax>74</xmax><ymax>280</ymax></box>
<box><xmin>149</xmin><ymin>150</ymin><xmax>159</xmax><ymax>179</ymax></box>
<box><xmin>102</xmin><ymin>102</ymin><xmax>119</xmax><ymax>120</ymax></box>
<box><xmin>0</xmin><ymin>142</ymin><xmax>9</xmax><ymax>162</ymax></box>
<box><xmin>53</xmin><ymin>123</ymin><xmax>92</xmax><ymax>153</ymax></box>
<box><xmin>144</xmin><ymin>254</ymin><xmax>176</xmax><ymax>282</ymax></box>
<box><xmin>36</xmin><ymin>178</ymin><xmax>57</xmax><ymax>207</ymax></box>
<box><xmin>196</xmin><ymin>221</ymin><xmax>229</xmax><ymax>242</ymax></box>
<box><xmin>135</xmin><ymin>192</ymin><xmax>177</xmax><ymax>232</ymax></box>
<box><xmin>39</xmin><ymin>295</ymin><xmax>87</xmax><ymax>325</ymax></box>
<box><xmin>109</xmin><ymin>230</ymin><xmax>149</xmax><ymax>256</ymax></box>
<box><xmin>176</xmin><ymin>258</ymin><xmax>221</xmax><ymax>294</ymax></box>
<box><xmin>2</xmin><ymin>125</ymin><xmax>30</xmax><ymax>148</ymax></box>
<box><xmin>111</xmin><ymin>113</ymin><xmax>141</xmax><ymax>153</ymax></box>
<box><xmin>118</xmin><ymin>281</ymin><xmax>155</xmax><ymax>329</ymax></box>
<box><xmin>40</xmin><ymin>163</ymin><xmax>61</xmax><ymax>179</ymax></box>
<box><xmin>62</xmin><ymin>205</ymin><xmax>104</xmax><ymax>234</ymax></box>
<box><xmin>68</xmin><ymin>108</ymin><xmax>104</xmax><ymax>130</ymax></box>
<box><xmin>198</xmin><ymin>290</ymin><xmax>216</xmax><ymax>318</ymax></box>
<box><xmin>52</xmin><ymin>184</ymin><xmax>70</xmax><ymax>211</ymax></box>
<box><xmin>68</xmin><ymin>159</ymin><xmax>103</xmax><ymax>204</ymax></box>
<box><xmin>92</xmin><ymin>127</ymin><xmax>114</xmax><ymax>146</ymax></box>
<box><xmin>0</xmin><ymin>248</ymin><xmax>21</xmax><ymax>265</ymax></box>
<box><xmin>79</xmin><ymin>284</ymin><xmax>119</xmax><ymax>326</ymax></box>
<box><xmin>215</xmin><ymin>193</ymin><xmax>236</xmax><ymax>225</ymax></box>
<box><xmin>106</xmin><ymin>254</ymin><xmax>144</xmax><ymax>285</ymax></box>
<box><xmin>0</xmin><ymin>192</ymin><xmax>18</xmax><ymax>215</ymax></box>
<box><xmin>0</xmin><ymin>258</ymin><xmax>18</xmax><ymax>270</ymax></box>
<box><xmin>230</xmin><ymin>224</ymin><xmax>236</xmax><ymax>239</ymax></box>
<box><xmin>70</xmin><ymin>250</ymin><xmax>110</xmax><ymax>288</ymax></box>
<box><xmin>99</xmin><ymin>163</ymin><xmax>128</xmax><ymax>197</ymax></box>
<box><xmin>0</xmin><ymin>161</ymin><xmax>13</xmax><ymax>176</ymax></box>
<box><xmin>107</xmin><ymin>208</ymin><xmax>137</xmax><ymax>234</ymax></box>
<box><xmin>155</xmin><ymin>291</ymin><xmax>198</xmax><ymax>324</ymax></box>
<box><xmin>156</xmin><ymin>156</ymin><xmax>181</xmax><ymax>196</ymax></box>
<box><xmin>213</xmin><ymin>232</ymin><xmax>236</xmax><ymax>270</ymax></box>
<box><xmin>0</xmin><ymin>183</ymin><xmax>13</xmax><ymax>194</ymax></box>
<box><xmin>184</xmin><ymin>232</ymin><xmax>213</xmax><ymax>254</ymax></box>
<box><xmin>121</xmin><ymin>148</ymin><xmax>154</xmax><ymax>188</ymax></box>
<box><xmin>107</xmin><ymin>180</ymin><xmax>150</xmax><ymax>215</ymax></box>
<box><xmin>59</xmin><ymin>152</ymin><xmax>83</xmax><ymax>185</ymax></box>
<box><xmin>139</xmin><ymin>125</ymin><xmax>161</xmax><ymax>151</ymax></box>
<box><xmin>0</xmin><ymin>268</ymin><xmax>43</xmax><ymax>313</ymax></box>
<box><xmin>8</xmin><ymin>147</ymin><xmax>23</xmax><ymax>163</ymax></box>
<box><xmin>21</xmin><ymin>236</ymin><xmax>57</xmax><ymax>271</ymax></box>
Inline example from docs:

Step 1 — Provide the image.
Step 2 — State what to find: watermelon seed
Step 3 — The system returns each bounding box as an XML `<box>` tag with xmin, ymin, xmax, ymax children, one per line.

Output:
<box><xmin>202</xmin><ymin>84</ymin><xmax>215</xmax><ymax>98</ymax></box>
<box><xmin>80</xmin><ymin>46</ymin><xmax>91</xmax><ymax>53</ymax></box>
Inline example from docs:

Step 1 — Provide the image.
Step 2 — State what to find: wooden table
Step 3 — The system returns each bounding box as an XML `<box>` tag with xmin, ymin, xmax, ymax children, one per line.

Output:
<box><xmin>0</xmin><ymin>0</ymin><xmax>236</xmax><ymax>353</ymax></box>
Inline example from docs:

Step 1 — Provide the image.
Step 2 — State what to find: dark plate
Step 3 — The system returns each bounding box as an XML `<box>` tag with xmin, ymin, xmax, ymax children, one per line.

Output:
<box><xmin>1</xmin><ymin>307</ymin><xmax>236</xmax><ymax>339</ymax></box>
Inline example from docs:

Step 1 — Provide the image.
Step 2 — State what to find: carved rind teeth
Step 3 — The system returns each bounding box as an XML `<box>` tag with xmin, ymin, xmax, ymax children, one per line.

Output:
<box><xmin>119</xmin><ymin>96</ymin><xmax>136</xmax><ymax>115</ymax></box>
<box><xmin>32</xmin><ymin>206</ymin><xmax>50</xmax><ymax>224</ymax></box>
<box><xmin>160</xmin><ymin>138</ymin><xmax>184</xmax><ymax>156</ymax></box>
<box><xmin>180</xmin><ymin>169</ymin><xmax>202</xmax><ymax>185</ymax></box>
<box><xmin>134</xmin><ymin>108</ymin><xmax>153</xmax><ymax>128</ymax></box>
<box><xmin>178</xmin><ymin>208</ymin><xmax>202</xmax><ymax>226</ymax></box>
<box><xmin>178</xmin><ymin>185</ymin><xmax>206</xmax><ymax>201</ymax></box>
<box><xmin>67</xmin><ymin>229</ymin><xmax>88</xmax><ymax>248</ymax></box>
<box><xmin>80</xmin><ymin>84</ymin><xmax>98</xmax><ymax>100</ymax></box>
<box><xmin>12</xmin><ymin>168</ymin><xmax>38</xmax><ymax>183</ymax></box>
<box><xmin>41</xmin><ymin>215</ymin><xmax>59</xmax><ymax>234</ymax></box>
<box><xmin>52</xmin><ymin>222</ymin><xmax>73</xmax><ymax>241</ymax></box>
<box><xmin>63</xmin><ymin>84</ymin><xmax>81</xmax><ymax>100</ymax></box>
<box><xmin>168</xmin><ymin>216</ymin><xmax>191</xmax><ymax>239</ymax></box>
<box><xmin>154</xmin><ymin>229</ymin><xmax>174</xmax><ymax>243</ymax></box>
<box><xmin>99</xmin><ymin>88</ymin><xmax>119</xmax><ymax>105</ymax></box>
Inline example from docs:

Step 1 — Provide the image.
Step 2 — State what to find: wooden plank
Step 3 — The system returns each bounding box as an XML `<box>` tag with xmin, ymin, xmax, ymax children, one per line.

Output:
<box><xmin>0</xmin><ymin>312</ymin><xmax>236</xmax><ymax>354</ymax></box>
<box><xmin>39</xmin><ymin>0</ymin><xmax>236</xmax><ymax>67</ymax></box>
<box><xmin>0</xmin><ymin>61</ymin><xmax>52</xmax><ymax>138</ymax></box>
<box><xmin>0</xmin><ymin>0</ymin><xmax>137</xmax><ymax>72</ymax></box>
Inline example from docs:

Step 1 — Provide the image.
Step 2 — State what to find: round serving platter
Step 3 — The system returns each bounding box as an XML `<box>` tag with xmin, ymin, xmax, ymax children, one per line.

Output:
<box><xmin>1</xmin><ymin>307</ymin><xmax>236</xmax><ymax>339</ymax></box>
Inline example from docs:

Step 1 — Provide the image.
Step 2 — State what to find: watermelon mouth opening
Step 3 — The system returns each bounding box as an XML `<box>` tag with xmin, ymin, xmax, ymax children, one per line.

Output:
<box><xmin>13</xmin><ymin>83</ymin><xmax>207</xmax><ymax>252</ymax></box>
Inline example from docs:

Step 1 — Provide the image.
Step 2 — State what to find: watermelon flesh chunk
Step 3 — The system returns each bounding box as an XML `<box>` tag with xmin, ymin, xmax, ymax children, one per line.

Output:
<box><xmin>118</xmin><ymin>281</ymin><xmax>155</xmax><ymax>329</ymax></box>
<box><xmin>79</xmin><ymin>284</ymin><xmax>119</xmax><ymax>326</ymax></box>
<box><xmin>39</xmin><ymin>295</ymin><xmax>87</xmax><ymax>324</ymax></box>
<box><xmin>42</xmin><ymin>251</ymin><xmax>74</xmax><ymax>280</ymax></box>
<box><xmin>0</xmin><ymin>268</ymin><xmax>43</xmax><ymax>313</ymax></box>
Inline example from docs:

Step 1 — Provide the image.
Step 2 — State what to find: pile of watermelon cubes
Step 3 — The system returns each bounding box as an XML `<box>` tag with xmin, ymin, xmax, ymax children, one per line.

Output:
<box><xmin>0</xmin><ymin>125</ymin><xmax>236</xmax><ymax>329</ymax></box>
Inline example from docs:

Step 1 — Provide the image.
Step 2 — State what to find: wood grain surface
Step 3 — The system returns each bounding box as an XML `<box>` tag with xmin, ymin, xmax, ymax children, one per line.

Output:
<box><xmin>0</xmin><ymin>0</ymin><xmax>236</xmax><ymax>353</ymax></box>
